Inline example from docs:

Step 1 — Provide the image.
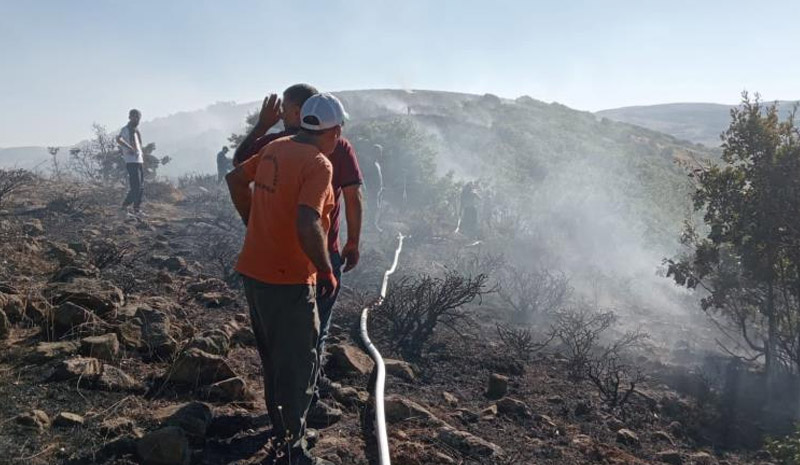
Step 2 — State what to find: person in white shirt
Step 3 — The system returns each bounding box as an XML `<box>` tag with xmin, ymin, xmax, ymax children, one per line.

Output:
<box><xmin>116</xmin><ymin>109</ymin><xmax>144</xmax><ymax>214</ymax></box>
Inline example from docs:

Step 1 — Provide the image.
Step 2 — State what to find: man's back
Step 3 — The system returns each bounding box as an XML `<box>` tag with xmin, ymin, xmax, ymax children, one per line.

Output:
<box><xmin>235</xmin><ymin>137</ymin><xmax>334</xmax><ymax>285</ymax></box>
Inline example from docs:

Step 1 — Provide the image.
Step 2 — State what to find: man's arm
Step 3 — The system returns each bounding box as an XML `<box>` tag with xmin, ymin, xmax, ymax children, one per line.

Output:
<box><xmin>233</xmin><ymin>94</ymin><xmax>281</xmax><ymax>165</ymax></box>
<box><xmin>116</xmin><ymin>133</ymin><xmax>134</xmax><ymax>151</ymax></box>
<box><xmin>225</xmin><ymin>166</ymin><xmax>252</xmax><ymax>225</ymax></box>
<box><xmin>341</xmin><ymin>185</ymin><xmax>363</xmax><ymax>272</ymax></box>
<box><xmin>296</xmin><ymin>205</ymin><xmax>333</xmax><ymax>274</ymax></box>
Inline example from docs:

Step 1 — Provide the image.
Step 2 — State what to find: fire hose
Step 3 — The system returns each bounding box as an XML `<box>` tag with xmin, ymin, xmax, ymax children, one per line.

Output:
<box><xmin>359</xmin><ymin>233</ymin><xmax>405</xmax><ymax>465</ymax></box>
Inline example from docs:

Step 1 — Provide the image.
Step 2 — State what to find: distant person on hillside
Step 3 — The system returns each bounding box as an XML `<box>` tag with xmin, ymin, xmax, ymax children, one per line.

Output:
<box><xmin>459</xmin><ymin>181</ymin><xmax>480</xmax><ymax>238</ymax></box>
<box><xmin>116</xmin><ymin>109</ymin><xmax>144</xmax><ymax>215</ymax></box>
<box><xmin>226</xmin><ymin>93</ymin><xmax>345</xmax><ymax>465</ymax></box>
<box><xmin>364</xmin><ymin>143</ymin><xmax>385</xmax><ymax>231</ymax></box>
<box><xmin>216</xmin><ymin>146</ymin><xmax>232</xmax><ymax>183</ymax></box>
<box><xmin>233</xmin><ymin>85</ymin><xmax>363</xmax><ymax>429</ymax></box>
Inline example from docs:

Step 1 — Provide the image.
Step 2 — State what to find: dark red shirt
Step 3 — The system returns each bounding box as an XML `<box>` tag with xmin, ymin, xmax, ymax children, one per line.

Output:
<box><xmin>235</xmin><ymin>129</ymin><xmax>362</xmax><ymax>254</ymax></box>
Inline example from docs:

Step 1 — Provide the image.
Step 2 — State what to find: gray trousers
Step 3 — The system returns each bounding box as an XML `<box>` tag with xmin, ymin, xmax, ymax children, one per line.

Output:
<box><xmin>242</xmin><ymin>275</ymin><xmax>320</xmax><ymax>452</ymax></box>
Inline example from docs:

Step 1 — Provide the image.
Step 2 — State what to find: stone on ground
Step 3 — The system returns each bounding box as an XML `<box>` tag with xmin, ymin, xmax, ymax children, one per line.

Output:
<box><xmin>50</xmin><ymin>357</ymin><xmax>102</xmax><ymax>381</ymax></box>
<box><xmin>163</xmin><ymin>402</ymin><xmax>213</xmax><ymax>439</ymax></box>
<box><xmin>16</xmin><ymin>410</ymin><xmax>51</xmax><ymax>432</ymax></box>
<box><xmin>54</xmin><ymin>412</ymin><xmax>85</xmax><ymax>427</ymax></box>
<box><xmin>44</xmin><ymin>279</ymin><xmax>124</xmax><ymax>316</ymax></box>
<box><xmin>203</xmin><ymin>377</ymin><xmax>253</xmax><ymax>402</ymax></box>
<box><xmin>485</xmin><ymin>373</ymin><xmax>509</xmax><ymax>399</ymax></box>
<box><xmin>96</xmin><ymin>365</ymin><xmax>146</xmax><ymax>393</ymax></box>
<box><xmin>384</xmin><ymin>395</ymin><xmax>444</xmax><ymax>425</ymax></box>
<box><xmin>325</xmin><ymin>343</ymin><xmax>374</xmax><ymax>376</ymax></box>
<box><xmin>384</xmin><ymin>358</ymin><xmax>416</xmax><ymax>381</ymax></box>
<box><xmin>137</xmin><ymin>426</ymin><xmax>190</xmax><ymax>465</ymax></box>
<box><xmin>168</xmin><ymin>348</ymin><xmax>236</xmax><ymax>386</ymax></box>
<box><xmin>80</xmin><ymin>333</ymin><xmax>120</xmax><ymax>361</ymax></box>
<box><xmin>28</xmin><ymin>341</ymin><xmax>80</xmax><ymax>363</ymax></box>
<box><xmin>186</xmin><ymin>329</ymin><xmax>230</xmax><ymax>356</ymax></box>
<box><xmin>437</xmin><ymin>426</ymin><xmax>504</xmax><ymax>458</ymax></box>
<box><xmin>617</xmin><ymin>428</ymin><xmax>640</xmax><ymax>446</ymax></box>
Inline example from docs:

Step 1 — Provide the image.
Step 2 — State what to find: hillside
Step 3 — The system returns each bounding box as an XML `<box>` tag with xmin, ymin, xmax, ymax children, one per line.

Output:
<box><xmin>598</xmin><ymin>101</ymin><xmax>799</xmax><ymax>147</ymax></box>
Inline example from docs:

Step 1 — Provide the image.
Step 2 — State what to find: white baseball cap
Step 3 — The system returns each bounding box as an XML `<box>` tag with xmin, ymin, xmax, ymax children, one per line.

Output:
<box><xmin>300</xmin><ymin>93</ymin><xmax>348</xmax><ymax>131</ymax></box>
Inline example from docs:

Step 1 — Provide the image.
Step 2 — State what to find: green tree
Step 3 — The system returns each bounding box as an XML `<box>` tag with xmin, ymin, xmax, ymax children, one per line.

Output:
<box><xmin>667</xmin><ymin>93</ymin><xmax>800</xmax><ymax>375</ymax></box>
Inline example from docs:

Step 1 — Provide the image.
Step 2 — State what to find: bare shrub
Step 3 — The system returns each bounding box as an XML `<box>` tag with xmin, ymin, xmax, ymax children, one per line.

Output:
<box><xmin>450</xmin><ymin>251</ymin><xmax>505</xmax><ymax>284</ymax></box>
<box><xmin>178</xmin><ymin>172</ymin><xmax>218</xmax><ymax>191</ymax></box>
<box><xmin>89</xmin><ymin>240</ymin><xmax>133</xmax><ymax>270</ymax></box>
<box><xmin>373</xmin><ymin>271</ymin><xmax>493</xmax><ymax>360</ymax></box>
<box><xmin>193</xmin><ymin>231</ymin><xmax>241</xmax><ymax>285</ymax></box>
<box><xmin>46</xmin><ymin>189</ymin><xmax>98</xmax><ymax>216</ymax></box>
<box><xmin>0</xmin><ymin>169</ymin><xmax>33</xmax><ymax>208</ymax></box>
<box><xmin>586</xmin><ymin>353</ymin><xmax>644</xmax><ymax>408</ymax></box>
<box><xmin>496</xmin><ymin>323</ymin><xmax>553</xmax><ymax>361</ymax></box>
<box><xmin>499</xmin><ymin>265</ymin><xmax>571</xmax><ymax>321</ymax></box>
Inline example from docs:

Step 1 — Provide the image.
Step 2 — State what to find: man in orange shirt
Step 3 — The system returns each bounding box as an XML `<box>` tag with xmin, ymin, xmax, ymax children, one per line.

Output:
<box><xmin>226</xmin><ymin>93</ymin><xmax>346</xmax><ymax>465</ymax></box>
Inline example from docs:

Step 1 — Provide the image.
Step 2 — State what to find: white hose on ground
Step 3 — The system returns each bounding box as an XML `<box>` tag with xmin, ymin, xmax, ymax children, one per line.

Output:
<box><xmin>359</xmin><ymin>233</ymin><xmax>405</xmax><ymax>465</ymax></box>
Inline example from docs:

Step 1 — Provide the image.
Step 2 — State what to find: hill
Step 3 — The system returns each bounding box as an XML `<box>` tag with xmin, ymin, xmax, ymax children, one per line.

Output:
<box><xmin>598</xmin><ymin>101</ymin><xmax>799</xmax><ymax>147</ymax></box>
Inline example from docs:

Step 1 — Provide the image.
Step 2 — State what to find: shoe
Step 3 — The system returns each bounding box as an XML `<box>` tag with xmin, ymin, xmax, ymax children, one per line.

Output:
<box><xmin>306</xmin><ymin>400</ymin><xmax>342</xmax><ymax>429</ymax></box>
<box><xmin>133</xmin><ymin>209</ymin><xmax>147</xmax><ymax>218</ymax></box>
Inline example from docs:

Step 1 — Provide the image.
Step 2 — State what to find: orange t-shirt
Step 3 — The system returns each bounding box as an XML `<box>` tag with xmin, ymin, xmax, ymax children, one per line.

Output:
<box><xmin>235</xmin><ymin>137</ymin><xmax>334</xmax><ymax>285</ymax></box>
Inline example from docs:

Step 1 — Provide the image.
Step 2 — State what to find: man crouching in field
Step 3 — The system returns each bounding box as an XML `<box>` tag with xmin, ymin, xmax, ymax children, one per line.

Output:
<box><xmin>225</xmin><ymin>94</ymin><xmax>346</xmax><ymax>465</ymax></box>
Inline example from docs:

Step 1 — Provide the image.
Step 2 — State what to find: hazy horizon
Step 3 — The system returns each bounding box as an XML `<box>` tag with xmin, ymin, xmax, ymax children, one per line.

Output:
<box><xmin>2</xmin><ymin>0</ymin><xmax>799</xmax><ymax>147</ymax></box>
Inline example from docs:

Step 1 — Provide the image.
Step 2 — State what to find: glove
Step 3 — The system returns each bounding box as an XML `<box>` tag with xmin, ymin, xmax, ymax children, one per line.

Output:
<box><xmin>341</xmin><ymin>241</ymin><xmax>360</xmax><ymax>273</ymax></box>
<box><xmin>317</xmin><ymin>270</ymin><xmax>338</xmax><ymax>300</ymax></box>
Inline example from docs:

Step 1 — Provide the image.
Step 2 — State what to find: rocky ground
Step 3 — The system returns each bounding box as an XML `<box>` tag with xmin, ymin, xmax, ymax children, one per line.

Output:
<box><xmin>0</xmin><ymin>177</ymin><xmax>774</xmax><ymax>465</ymax></box>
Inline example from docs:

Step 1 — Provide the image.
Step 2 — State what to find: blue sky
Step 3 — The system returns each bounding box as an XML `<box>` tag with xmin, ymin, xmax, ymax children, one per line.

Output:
<box><xmin>1</xmin><ymin>0</ymin><xmax>798</xmax><ymax>146</ymax></box>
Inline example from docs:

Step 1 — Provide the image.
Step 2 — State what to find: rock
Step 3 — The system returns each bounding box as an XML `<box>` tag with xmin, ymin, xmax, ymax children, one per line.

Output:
<box><xmin>203</xmin><ymin>377</ymin><xmax>253</xmax><ymax>402</ymax></box>
<box><xmin>485</xmin><ymin>373</ymin><xmax>508</xmax><ymax>399</ymax></box>
<box><xmin>384</xmin><ymin>359</ymin><xmax>416</xmax><ymax>381</ymax></box>
<box><xmin>156</xmin><ymin>271</ymin><xmax>174</xmax><ymax>284</ymax></box>
<box><xmin>230</xmin><ymin>326</ymin><xmax>256</xmax><ymax>347</ymax></box>
<box><xmin>48</xmin><ymin>242</ymin><xmax>78</xmax><ymax>265</ymax></box>
<box><xmin>0</xmin><ymin>293</ymin><xmax>25</xmax><ymax>322</ymax></box>
<box><xmin>455</xmin><ymin>408</ymin><xmax>479</xmax><ymax>423</ymax></box>
<box><xmin>23</xmin><ymin>219</ymin><xmax>45</xmax><ymax>236</ymax></box>
<box><xmin>81</xmin><ymin>333</ymin><xmax>120</xmax><ymax>361</ymax></box>
<box><xmin>16</xmin><ymin>410</ymin><xmax>50</xmax><ymax>431</ymax></box>
<box><xmin>24</xmin><ymin>297</ymin><xmax>50</xmax><ymax>324</ymax></box>
<box><xmin>0</xmin><ymin>309</ymin><xmax>9</xmax><ymax>339</ymax></box>
<box><xmin>479</xmin><ymin>404</ymin><xmax>498</xmax><ymax>420</ymax></box>
<box><xmin>137</xmin><ymin>308</ymin><xmax>178</xmax><ymax>360</ymax></box>
<box><xmin>54</xmin><ymin>412</ymin><xmax>85</xmax><ymax>427</ymax></box>
<box><xmin>326</xmin><ymin>344</ymin><xmax>374</xmax><ymax>376</ymax></box>
<box><xmin>616</xmin><ymin>428</ymin><xmax>640</xmax><ymax>446</ymax></box>
<box><xmin>572</xmin><ymin>434</ymin><xmax>594</xmax><ymax>451</ymax></box>
<box><xmin>668</xmin><ymin>421</ymin><xmax>684</xmax><ymax>438</ymax></box>
<box><xmin>44</xmin><ymin>279</ymin><xmax>124</xmax><ymax>316</ymax></box>
<box><xmin>187</xmin><ymin>279</ymin><xmax>227</xmax><ymax>294</ymax></box>
<box><xmin>29</xmin><ymin>341</ymin><xmax>80</xmax><ymax>363</ymax></box>
<box><xmin>100</xmin><ymin>417</ymin><xmax>138</xmax><ymax>436</ymax></box>
<box><xmin>137</xmin><ymin>426</ymin><xmax>190</xmax><ymax>465</ymax></box>
<box><xmin>653</xmin><ymin>430</ymin><xmax>676</xmax><ymax>445</ymax></box>
<box><xmin>547</xmin><ymin>395</ymin><xmax>564</xmax><ymax>404</ymax></box>
<box><xmin>168</xmin><ymin>348</ymin><xmax>236</xmax><ymax>386</ymax></box>
<box><xmin>496</xmin><ymin>397</ymin><xmax>531</xmax><ymax>418</ymax></box>
<box><xmin>331</xmin><ymin>385</ymin><xmax>369</xmax><ymax>407</ymax></box>
<box><xmin>163</xmin><ymin>402</ymin><xmax>213</xmax><ymax>439</ymax></box>
<box><xmin>197</xmin><ymin>292</ymin><xmax>234</xmax><ymax>308</ymax></box>
<box><xmin>656</xmin><ymin>450</ymin><xmax>683</xmax><ymax>465</ymax></box>
<box><xmin>96</xmin><ymin>366</ymin><xmax>145</xmax><ymax>393</ymax></box>
<box><xmin>50</xmin><ymin>357</ymin><xmax>102</xmax><ymax>381</ymax></box>
<box><xmin>306</xmin><ymin>400</ymin><xmax>343</xmax><ymax>428</ymax></box>
<box><xmin>161</xmin><ymin>256</ymin><xmax>187</xmax><ymax>272</ymax></box>
<box><xmin>68</xmin><ymin>241</ymin><xmax>88</xmax><ymax>253</ymax></box>
<box><xmin>574</xmin><ymin>400</ymin><xmax>592</xmax><ymax>416</ymax></box>
<box><xmin>186</xmin><ymin>330</ymin><xmax>230</xmax><ymax>356</ymax></box>
<box><xmin>689</xmin><ymin>452</ymin><xmax>716</xmax><ymax>465</ymax></box>
<box><xmin>51</xmin><ymin>265</ymin><xmax>99</xmax><ymax>283</ymax></box>
<box><xmin>384</xmin><ymin>395</ymin><xmax>444</xmax><ymax>425</ymax></box>
<box><xmin>52</xmin><ymin>301</ymin><xmax>104</xmax><ymax>337</ymax></box>
<box><xmin>534</xmin><ymin>414</ymin><xmax>558</xmax><ymax>431</ymax></box>
<box><xmin>437</xmin><ymin>426</ymin><xmax>504</xmax><ymax>458</ymax></box>
<box><xmin>442</xmin><ymin>391</ymin><xmax>459</xmax><ymax>407</ymax></box>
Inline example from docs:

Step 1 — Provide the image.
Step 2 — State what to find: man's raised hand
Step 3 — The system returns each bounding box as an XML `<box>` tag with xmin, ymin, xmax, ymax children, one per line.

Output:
<box><xmin>258</xmin><ymin>93</ymin><xmax>282</xmax><ymax>129</ymax></box>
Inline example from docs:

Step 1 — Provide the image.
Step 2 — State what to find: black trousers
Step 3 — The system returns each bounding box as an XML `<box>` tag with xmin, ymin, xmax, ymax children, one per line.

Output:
<box><xmin>123</xmin><ymin>163</ymin><xmax>144</xmax><ymax>209</ymax></box>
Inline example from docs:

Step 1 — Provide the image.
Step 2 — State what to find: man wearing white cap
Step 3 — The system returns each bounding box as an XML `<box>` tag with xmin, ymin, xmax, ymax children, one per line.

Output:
<box><xmin>226</xmin><ymin>93</ymin><xmax>346</xmax><ymax>465</ymax></box>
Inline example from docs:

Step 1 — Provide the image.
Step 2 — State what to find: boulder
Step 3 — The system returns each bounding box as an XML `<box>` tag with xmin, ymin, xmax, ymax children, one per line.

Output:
<box><xmin>306</xmin><ymin>400</ymin><xmax>343</xmax><ymax>428</ymax></box>
<box><xmin>442</xmin><ymin>391</ymin><xmax>459</xmax><ymax>407</ymax></box>
<box><xmin>485</xmin><ymin>373</ymin><xmax>508</xmax><ymax>399</ymax></box>
<box><xmin>186</xmin><ymin>330</ymin><xmax>230</xmax><ymax>356</ymax></box>
<box><xmin>51</xmin><ymin>265</ymin><xmax>99</xmax><ymax>283</ymax></box>
<box><xmin>325</xmin><ymin>344</ymin><xmax>374</xmax><ymax>376</ymax></box>
<box><xmin>47</xmin><ymin>242</ymin><xmax>78</xmax><ymax>265</ymax></box>
<box><xmin>50</xmin><ymin>357</ymin><xmax>103</xmax><ymax>381</ymax></box>
<box><xmin>0</xmin><ymin>293</ymin><xmax>25</xmax><ymax>322</ymax></box>
<box><xmin>81</xmin><ymin>333</ymin><xmax>120</xmax><ymax>361</ymax></box>
<box><xmin>137</xmin><ymin>426</ymin><xmax>190</xmax><ymax>465</ymax></box>
<box><xmin>44</xmin><ymin>279</ymin><xmax>124</xmax><ymax>316</ymax></box>
<box><xmin>54</xmin><ymin>412</ymin><xmax>85</xmax><ymax>427</ymax></box>
<box><xmin>137</xmin><ymin>308</ymin><xmax>178</xmax><ymax>360</ymax></box>
<box><xmin>163</xmin><ymin>402</ymin><xmax>213</xmax><ymax>439</ymax></box>
<box><xmin>0</xmin><ymin>309</ymin><xmax>9</xmax><ymax>339</ymax></box>
<box><xmin>96</xmin><ymin>366</ymin><xmax>146</xmax><ymax>393</ymax></box>
<box><xmin>384</xmin><ymin>359</ymin><xmax>416</xmax><ymax>381</ymax></box>
<box><xmin>24</xmin><ymin>297</ymin><xmax>50</xmax><ymax>324</ymax></box>
<box><xmin>656</xmin><ymin>450</ymin><xmax>683</xmax><ymax>465</ymax></box>
<box><xmin>384</xmin><ymin>395</ymin><xmax>444</xmax><ymax>425</ymax></box>
<box><xmin>437</xmin><ymin>426</ymin><xmax>504</xmax><ymax>458</ymax></box>
<box><xmin>203</xmin><ymin>377</ymin><xmax>253</xmax><ymax>402</ymax></box>
<box><xmin>331</xmin><ymin>385</ymin><xmax>369</xmax><ymax>407</ymax></box>
<box><xmin>52</xmin><ymin>301</ymin><xmax>103</xmax><ymax>337</ymax></box>
<box><xmin>16</xmin><ymin>410</ymin><xmax>51</xmax><ymax>432</ymax></box>
<box><xmin>616</xmin><ymin>428</ymin><xmax>640</xmax><ymax>446</ymax></box>
<box><xmin>167</xmin><ymin>348</ymin><xmax>236</xmax><ymax>386</ymax></box>
<box><xmin>28</xmin><ymin>341</ymin><xmax>80</xmax><ymax>363</ymax></box>
<box><xmin>496</xmin><ymin>397</ymin><xmax>531</xmax><ymax>418</ymax></box>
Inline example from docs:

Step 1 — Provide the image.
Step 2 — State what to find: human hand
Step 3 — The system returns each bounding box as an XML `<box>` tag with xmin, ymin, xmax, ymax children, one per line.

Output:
<box><xmin>317</xmin><ymin>270</ymin><xmax>338</xmax><ymax>299</ymax></box>
<box><xmin>341</xmin><ymin>241</ymin><xmax>360</xmax><ymax>272</ymax></box>
<box><xmin>258</xmin><ymin>93</ymin><xmax>282</xmax><ymax>129</ymax></box>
